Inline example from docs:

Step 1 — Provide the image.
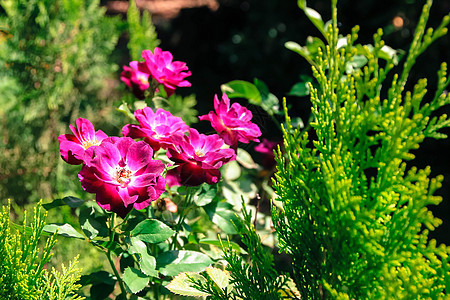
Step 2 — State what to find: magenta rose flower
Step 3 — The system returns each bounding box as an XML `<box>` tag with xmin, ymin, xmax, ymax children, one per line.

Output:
<box><xmin>79</xmin><ymin>137</ymin><xmax>166</xmax><ymax>218</ymax></box>
<box><xmin>166</xmin><ymin>128</ymin><xmax>236</xmax><ymax>187</ymax></box>
<box><xmin>58</xmin><ymin>118</ymin><xmax>108</xmax><ymax>165</ymax></box>
<box><xmin>142</xmin><ymin>47</ymin><xmax>191</xmax><ymax>96</ymax></box>
<box><xmin>198</xmin><ymin>93</ymin><xmax>262</xmax><ymax>150</ymax></box>
<box><xmin>120</xmin><ymin>61</ymin><xmax>151</xmax><ymax>100</ymax></box>
<box><xmin>122</xmin><ymin>107</ymin><xmax>189</xmax><ymax>151</ymax></box>
<box><xmin>254</xmin><ymin>139</ymin><xmax>282</xmax><ymax>169</ymax></box>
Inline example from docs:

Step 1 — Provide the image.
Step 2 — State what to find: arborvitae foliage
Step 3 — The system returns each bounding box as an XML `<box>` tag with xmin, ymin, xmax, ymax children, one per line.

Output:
<box><xmin>0</xmin><ymin>203</ymin><xmax>84</xmax><ymax>300</ymax></box>
<box><xmin>273</xmin><ymin>0</ymin><xmax>450</xmax><ymax>299</ymax></box>
<box><xmin>126</xmin><ymin>0</ymin><xmax>160</xmax><ymax>61</ymax></box>
<box><xmin>0</xmin><ymin>0</ymin><xmax>121</xmax><ymax>203</ymax></box>
<box><xmin>215</xmin><ymin>205</ymin><xmax>292</xmax><ymax>299</ymax></box>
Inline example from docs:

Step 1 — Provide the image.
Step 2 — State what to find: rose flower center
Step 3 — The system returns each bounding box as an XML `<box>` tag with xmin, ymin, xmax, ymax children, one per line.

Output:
<box><xmin>115</xmin><ymin>166</ymin><xmax>133</xmax><ymax>186</ymax></box>
<box><xmin>195</xmin><ymin>149</ymin><xmax>205</xmax><ymax>157</ymax></box>
<box><xmin>82</xmin><ymin>139</ymin><xmax>101</xmax><ymax>150</ymax></box>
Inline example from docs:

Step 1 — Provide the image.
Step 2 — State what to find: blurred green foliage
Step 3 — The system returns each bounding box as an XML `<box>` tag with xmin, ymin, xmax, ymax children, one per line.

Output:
<box><xmin>0</xmin><ymin>0</ymin><xmax>122</xmax><ymax>204</ymax></box>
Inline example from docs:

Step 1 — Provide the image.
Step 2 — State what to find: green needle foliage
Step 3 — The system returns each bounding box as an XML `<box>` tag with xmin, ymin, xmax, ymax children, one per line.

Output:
<box><xmin>273</xmin><ymin>0</ymin><xmax>450</xmax><ymax>299</ymax></box>
<box><xmin>0</xmin><ymin>202</ymin><xmax>84</xmax><ymax>300</ymax></box>
<box><xmin>126</xmin><ymin>0</ymin><xmax>160</xmax><ymax>61</ymax></box>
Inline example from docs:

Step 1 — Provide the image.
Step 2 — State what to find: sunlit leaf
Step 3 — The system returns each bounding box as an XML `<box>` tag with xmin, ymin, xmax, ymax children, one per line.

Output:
<box><xmin>206</xmin><ymin>266</ymin><xmax>230</xmax><ymax>290</ymax></box>
<box><xmin>221</xmin><ymin>80</ymin><xmax>261</xmax><ymax>105</ymax></box>
<box><xmin>123</xmin><ymin>267</ymin><xmax>149</xmax><ymax>294</ymax></box>
<box><xmin>43</xmin><ymin>223</ymin><xmax>85</xmax><ymax>239</ymax></box>
<box><xmin>130</xmin><ymin>219</ymin><xmax>174</xmax><ymax>243</ymax></box>
<box><xmin>128</xmin><ymin>237</ymin><xmax>158</xmax><ymax>277</ymax></box>
<box><xmin>156</xmin><ymin>250</ymin><xmax>213</xmax><ymax>276</ymax></box>
<box><xmin>166</xmin><ymin>272</ymin><xmax>210</xmax><ymax>297</ymax></box>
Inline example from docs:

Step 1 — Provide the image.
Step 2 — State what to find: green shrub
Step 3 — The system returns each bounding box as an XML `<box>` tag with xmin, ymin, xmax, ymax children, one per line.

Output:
<box><xmin>0</xmin><ymin>0</ymin><xmax>121</xmax><ymax>204</ymax></box>
<box><xmin>273</xmin><ymin>0</ymin><xmax>450</xmax><ymax>298</ymax></box>
<box><xmin>0</xmin><ymin>202</ymin><xmax>83</xmax><ymax>300</ymax></box>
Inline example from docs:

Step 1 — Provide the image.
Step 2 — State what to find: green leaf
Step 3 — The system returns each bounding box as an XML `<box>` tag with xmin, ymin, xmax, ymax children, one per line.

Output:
<box><xmin>90</xmin><ymin>283</ymin><xmax>115</xmax><ymax>300</ymax></box>
<box><xmin>206</xmin><ymin>266</ymin><xmax>230</xmax><ymax>290</ymax></box>
<box><xmin>42</xmin><ymin>198</ymin><xmax>64</xmax><ymax>210</ymax></box>
<box><xmin>78</xmin><ymin>271</ymin><xmax>116</xmax><ymax>286</ymax></box>
<box><xmin>253</xmin><ymin>78</ymin><xmax>280</xmax><ymax>115</ymax></box>
<box><xmin>193</xmin><ymin>183</ymin><xmax>218</xmax><ymax>207</ymax></box>
<box><xmin>236</xmin><ymin>148</ymin><xmax>259</xmax><ymax>169</ymax></box>
<box><xmin>117</xmin><ymin>102</ymin><xmax>135</xmax><ymax>119</ymax></box>
<box><xmin>285</xmin><ymin>41</ymin><xmax>309</xmax><ymax>57</ymax></box>
<box><xmin>166</xmin><ymin>272</ymin><xmax>210</xmax><ymax>297</ymax></box>
<box><xmin>261</xmin><ymin>92</ymin><xmax>280</xmax><ymax>116</ymax></box>
<box><xmin>221</xmin><ymin>160</ymin><xmax>241</xmax><ymax>181</ymax></box>
<box><xmin>199</xmin><ymin>239</ymin><xmax>245</xmax><ymax>253</ymax></box>
<box><xmin>204</xmin><ymin>201</ymin><xmax>240</xmax><ymax>234</ymax></box>
<box><xmin>221</xmin><ymin>80</ymin><xmax>261</xmax><ymax>105</ymax></box>
<box><xmin>128</xmin><ymin>237</ymin><xmax>158</xmax><ymax>277</ymax></box>
<box><xmin>79</xmin><ymin>205</ymin><xmax>108</xmax><ymax>239</ymax></box>
<box><xmin>156</xmin><ymin>250</ymin><xmax>213</xmax><ymax>276</ymax></box>
<box><xmin>289</xmin><ymin>81</ymin><xmax>310</xmax><ymax>97</ymax></box>
<box><xmin>62</xmin><ymin>196</ymin><xmax>85</xmax><ymax>207</ymax></box>
<box><xmin>123</xmin><ymin>267</ymin><xmax>150</xmax><ymax>294</ymax></box>
<box><xmin>346</xmin><ymin>55</ymin><xmax>368</xmax><ymax>73</ymax></box>
<box><xmin>303</xmin><ymin>7</ymin><xmax>325</xmax><ymax>34</ymax></box>
<box><xmin>130</xmin><ymin>219</ymin><xmax>174</xmax><ymax>243</ymax></box>
<box><xmin>42</xmin><ymin>196</ymin><xmax>84</xmax><ymax>210</ymax></box>
<box><xmin>305</xmin><ymin>36</ymin><xmax>326</xmax><ymax>54</ymax></box>
<box><xmin>43</xmin><ymin>223</ymin><xmax>85</xmax><ymax>239</ymax></box>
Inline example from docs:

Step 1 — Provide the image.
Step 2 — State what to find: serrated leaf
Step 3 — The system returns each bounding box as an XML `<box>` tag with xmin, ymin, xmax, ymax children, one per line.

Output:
<box><xmin>43</xmin><ymin>223</ymin><xmax>85</xmax><ymax>239</ymax></box>
<box><xmin>166</xmin><ymin>272</ymin><xmax>210</xmax><ymax>297</ymax></box>
<box><xmin>130</xmin><ymin>219</ymin><xmax>174</xmax><ymax>243</ymax></box>
<box><xmin>117</xmin><ymin>102</ymin><xmax>135</xmax><ymax>119</ymax></box>
<box><xmin>193</xmin><ymin>183</ymin><xmax>217</xmax><ymax>206</ymax></box>
<box><xmin>79</xmin><ymin>205</ymin><xmax>108</xmax><ymax>239</ymax></box>
<box><xmin>221</xmin><ymin>80</ymin><xmax>261</xmax><ymax>105</ymax></box>
<box><xmin>123</xmin><ymin>267</ymin><xmax>150</xmax><ymax>294</ymax></box>
<box><xmin>204</xmin><ymin>201</ymin><xmax>240</xmax><ymax>234</ymax></box>
<box><xmin>128</xmin><ymin>237</ymin><xmax>158</xmax><ymax>277</ymax></box>
<box><xmin>42</xmin><ymin>198</ymin><xmax>64</xmax><ymax>210</ymax></box>
<box><xmin>156</xmin><ymin>250</ymin><xmax>213</xmax><ymax>276</ymax></box>
<box><xmin>206</xmin><ymin>267</ymin><xmax>230</xmax><ymax>290</ymax></box>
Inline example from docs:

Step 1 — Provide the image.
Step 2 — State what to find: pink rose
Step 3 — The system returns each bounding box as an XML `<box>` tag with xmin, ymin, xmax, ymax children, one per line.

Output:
<box><xmin>79</xmin><ymin>137</ymin><xmax>166</xmax><ymax>218</ymax></box>
<box><xmin>58</xmin><ymin>118</ymin><xmax>108</xmax><ymax>165</ymax></box>
<box><xmin>122</xmin><ymin>107</ymin><xmax>189</xmax><ymax>151</ymax></box>
<box><xmin>199</xmin><ymin>93</ymin><xmax>262</xmax><ymax>150</ymax></box>
<box><xmin>166</xmin><ymin>128</ymin><xmax>236</xmax><ymax>186</ymax></box>
<box><xmin>142</xmin><ymin>47</ymin><xmax>191</xmax><ymax>96</ymax></box>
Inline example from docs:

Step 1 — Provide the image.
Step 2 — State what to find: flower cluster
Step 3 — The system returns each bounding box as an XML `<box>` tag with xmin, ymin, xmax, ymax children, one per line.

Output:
<box><xmin>60</xmin><ymin>48</ymin><xmax>262</xmax><ymax>218</ymax></box>
<box><xmin>121</xmin><ymin>47</ymin><xmax>191</xmax><ymax>99</ymax></box>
